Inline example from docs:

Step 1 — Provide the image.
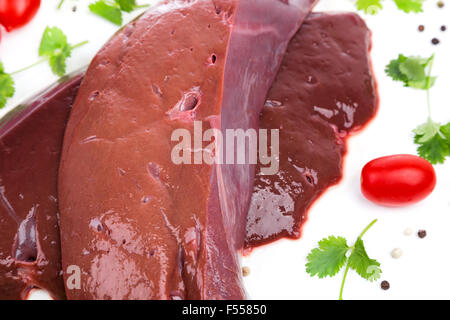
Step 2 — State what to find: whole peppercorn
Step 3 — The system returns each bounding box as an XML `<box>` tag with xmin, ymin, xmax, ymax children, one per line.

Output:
<box><xmin>438</xmin><ymin>1</ymin><xmax>444</xmax><ymax>8</ymax></box>
<box><xmin>418</xmin><ymin>230</ymin><xmax>427</xmax><ymax>239</ymax></box>
<box><xmin>441</xmin><ymin>25</ymin><xmax>447</xmax><ymax>32</ymax></box>
<box><xmin>432</xmin><ymin>38</ymin><xmax>440</xmax><ymax>45</ymax></box>
<box><xmin>418</xmin><ymin>25</ymin><xmax>425</xmax><ymax>32</ymax></box>
<box><xmin>381</xmin><ymin>281</ymin><xmax>390</xmax><ymax>290</ymax></box>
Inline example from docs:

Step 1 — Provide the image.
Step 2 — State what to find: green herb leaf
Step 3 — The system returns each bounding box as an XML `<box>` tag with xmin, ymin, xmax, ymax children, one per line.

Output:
<box><xmin>348</xmin><ymin>238</ymin><xmax>382</xmax><ymax>282</ymax></box>
<box><xmin>39</xmin><ymin>27</ymin><xmax>73</xmax><ymax>77</ymax></box>
<box><xmin>394</xmin><ymin>0</ymin><xmax>425</xmax><ymax>13</ymax></box>
<box><xmin>386</xmin><ymin>55</ymin><xmax>435</xmax><ymax>89</ymax></box>
<box><xmin>0</xmin><ymin>62</ymin><xmax>15</xmax><ymax>109</ymax></box>
<box><xmin>89</xmin><ymin>1</ymin><xmax>123</xmax><ymax>25</ymax></box>
<box><xmin>116</xmin><ymin>0</ymin><xmax>137</xmax><ymax>13</ymax></box>
<box><xmin>306</xmin><ymin>220</ymin><xmax>381</xmax><ymax>300</ymax></box>
<box><xmin>415</xmin><ymin>122</ymin><xmax>450</xmax><ymax>165</ymax></box>
<box><xmin>385</xmin><ymin>54</ymin><xmax>409</xmax><ymax>83</ymax></box>
<box><xmin>386</xmin><ymin>53</ymin><xmax>449</xmax><ymax>164</ymax></box>
<box><xmin>441</xmin><ymin>123</ymin><xmax>450</xmax><ymax>140</ymax></box>
<box><xmin>39</xmin><ymin>26</ymin><xmax>69</xmax><ymax>57</ymax></box>
<box><xmin>356</xmin><ymin>0</ymin><xmax>425</xmax><ymax>14</ymax></box>
<box><xmin>356</xmin><ymin>0</ymin><xmax>384</xmax><ymax>15</ymax></box>
<box><xmin>414</xmin><ymin>119</ymin><xmax>443</xmax><ymax>144</ymax></box>
<box><xmin>306</xmin><ymin>236</ymin><xmax>349</xmax><ymax>279</ymax></box>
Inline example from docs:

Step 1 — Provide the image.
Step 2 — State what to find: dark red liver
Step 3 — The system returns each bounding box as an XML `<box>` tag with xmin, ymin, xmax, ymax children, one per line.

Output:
<box><xmin>0</xmin><ymin>74</ymin><xmax>83</xmax><ymax>299</ymax></box>
<box><xmin>58</xmin><ymin>0</ymin><xmax>316</xmax><ymax>300</ymax></box>
<box><xmin>245</xmin><ymin>12</ymin><xmax>378</xmax><ymax>248</ymax></box>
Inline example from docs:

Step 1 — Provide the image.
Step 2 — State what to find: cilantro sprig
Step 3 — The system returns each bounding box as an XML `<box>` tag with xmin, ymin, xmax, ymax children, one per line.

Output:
<box><xmin>89</xmin><ymin>0</ymin><xmax>149</xmax><ymax>25</ymax></box>
<box><xmin>386</xmin><ymin>54</ymin><xmax>450</xmax><ymax>164</ymax></box>
<box><xmin>0</xmin><ymin>27</ymin><xmax>87</xmax><ymax>108</ymax></box>
<box><xmin>0</xmin><ymin>63</ymin><xmax>15</xmax><ymax>109</ymax></box>
<box><xmin>356</xmin><ymin>0</ymin><xmax>425</xmax><ymax>15</ymax></box>
<box><xmin>306</xmin><ymin>219</ymin><xmax>381</xmax><ymax>300</ymax></box>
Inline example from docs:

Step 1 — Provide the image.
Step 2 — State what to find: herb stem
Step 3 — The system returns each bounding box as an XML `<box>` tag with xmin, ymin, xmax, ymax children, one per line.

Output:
<box><xmin>57</xmin><ymin>0</ymin><xmax>65</xmax><ymax>9</ymax></box>
<box><xmin>358</xmin><ymin>219</ymin><xmax>378</xmax><ymax>239</ymax></box>
<box><xmin>339</xmin><ymin>263</ymin><xmax>351</xmax><ymax>300</ymax></box>
<box><xmin>426</xmin><ymin>55</ymin><xmax>435</xmax><ymax>119</ymax></box>
<box><xmin>338</xmin><ymin>219</ymin><xmax>378</xmax><ymax>300</ymax></box>
<box><xmin>71</xmin><ymin>40</ymin><xmax>89</xmax><ymax>50</ymax></box>
<box><xmin>10</xmin><ymin>57</ymin><xmax>49</xmax><ymax>76</ymax></box>
<box><xmin>11</xmin><ymin>41</ymin><xmax>88</xmax><ymax>76</ymax></box>
<box><xmin>135</xmin><ymin>4</ymin><xmax>150</xmax><ymax>9</ymax></box>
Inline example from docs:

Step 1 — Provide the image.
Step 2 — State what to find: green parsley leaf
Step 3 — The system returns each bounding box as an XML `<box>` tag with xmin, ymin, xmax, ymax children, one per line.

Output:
<box><xmin>414</xmin><ymin>119</ymin><xmax>443</xmax><ymax>144</ymax></box>
<box><xmin>305</xmin><ymin>220</ymin><xmax>381</xmax><ymax>300</ymax></box>
<box><xmin>116</xmin><ymin>0</ymin><xmax>137</xmax><ymax>13</ymax></box>
<box><xmin>356</xmin><ymin>0</ymin><xmax>425</xmax><ymax>14</ymax></box>
<box><xmin>89</xmin><ymin>1</ymin><xmax>123</xmax><ymax>26</ymax></box>
<box><xmin>356</xmin><ymin>0</ymin><xmax>384</xmax><ymax>15</ymax></box>
<box><xmin>39</xmin><ymin>27</ymin><xmax>73</xmax><ymax>77</ymax></box>
<box><xmin>348</xmin><ymin>238</ymin><xmax>382</xmax><ymax>282</ymax></box>
<box><xmin>0</xmin><ymin>62</ymin><xmax>15</xmax><ymax>109</ymax></box>
<box><xmin>385</xmin><ymin>54</ymin><xmax>409</xmax><ymax>83</ymax></box>
<box><xmin>394</xmin><ymin>0</ymin><xmax>425</xmax><ymax>13</ymax></box>
<box><xmin>89</xmin><ymin>0</ymin><xmax>148</xmax><ymax>25</ymax></box>
<box><xmin>415</xmin><ymin>122</ymin><xmax>450</xmax><ymax>165</ymax></box>
<box><xmin>306</xmin><ymin>236</ymin><xmax>349</xmax><ymax>278</ymax></box>
<box><xmin>441</xmin><ymin>123</ymin><xmax>450</xmax><ymax>140</ymax></box>
<box><xmin>386</xmin><ymin>54</ymin><xmax>435</xmax><ymax>90</ymax></box>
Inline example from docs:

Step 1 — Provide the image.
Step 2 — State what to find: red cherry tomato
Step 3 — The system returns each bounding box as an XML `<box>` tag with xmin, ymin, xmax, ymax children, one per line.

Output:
<box><xmin>361</xmin><ymin>154</ymin><xmax>436</xmax><ymax>207</ymax></box>
<box><xmin>0</xmin><ymin>0</ymin><xmax>41</xmax><ymax>32</ymax></box>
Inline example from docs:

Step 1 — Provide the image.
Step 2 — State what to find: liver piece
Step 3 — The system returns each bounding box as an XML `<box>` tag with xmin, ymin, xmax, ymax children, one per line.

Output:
<box><xmin>58</xmin><ymin>0</ymin><xmax>315</xmax><ymax>299</ymax></box>
<box><xmin>0</xmin><ymin>74</ymin><xmax>83</xmax><ymax>299</ymax></box>
<box><xmin>246</xmin><ymin>12</ymin><xmax>378</xmax><ymax>248</ymax></box>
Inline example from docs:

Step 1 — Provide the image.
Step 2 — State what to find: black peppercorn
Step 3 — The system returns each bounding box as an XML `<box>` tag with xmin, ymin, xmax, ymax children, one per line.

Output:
<box><xmin>381</xmin><ymin>281</ymin><xmax>390</xmax><ymax>290</ymax></box>
<box><xmin>432</xmin><ymin>38</ymin><xmax>440</xmax><ymax>45</ymax></box>
<box><xmin>418</xmin><ymin>230</ymin><xmax>427</xmax><ymax>239</ymax></box>
<box><xmin>441</xmin><ymin>25</ymin><xmax>447</xmax><ymax>32</ymax></box>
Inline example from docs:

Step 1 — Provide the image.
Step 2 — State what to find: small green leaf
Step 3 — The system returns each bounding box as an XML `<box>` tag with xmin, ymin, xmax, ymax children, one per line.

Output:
<box><xmin>116</xmin><ymin>0</ymin><xmax>137</xmax><ymax>13</ymax></box>
<box><xmin>386</xmin><ymin>54</ymin><xmax>435</xmax><ymax>89</ymax></box>
<box><xmin>394</xmin><ymin>0</ymin><xmax>425</xmax><ymax>13</ymax></box>
<box><xmin>0</xmin><ymin>62</ymin><xmax>15</xmax><ymax>109</ymax></box>
<box><xmin>306</xmin><ymin>236</ymin><xmax>349</xmax><ymax>278</ymax></box>
<box><xmin>415</xmin><ymin>128</ymin><xmax>450</xmax><ymax>165</ymax></box>
<box><xmin>49</xmin><ymin>53</ymin><xmax>68</xmax><ymax>77</ymax></box>
<box><xmin>414</xmin><ymin>119</ymin><xmax>443</xmax><ymax>143</ymax></box>
<box><xmin>89</xmin><ymin>1</ymin><xmax>123</xmax><ymax>25</ymax></box>
<box><xmin>39</xmin><ymin>27</ymin><xmax>73</xmax><ymax>76</ymax></box>
<box><xmin>39</xmin><ymin>26</ymin><xmax>69</xmax><ymax>57</ymax></box>
<box><xmin>440</xmin><ymin>123</ymin><xmax>450</xmax><ymax>141</ymax></box>
<box><xmin>356</xmin><ymin>0</ymin><xmax>383</xmax><ymax>14</ymax></box>
<box><xmin>399</xmin><ymin>58</ymin><xmax>426</xmax><ymax>82</ymax></box>
<box><xmin>348</xmin><ymin>238</ymin><xmax>381</xmax><ymax>282</ymax></box>
<box><xmin>385</xmin><ymin>54</ymin><xmax>409</xmax><ymax>83</ymax></box>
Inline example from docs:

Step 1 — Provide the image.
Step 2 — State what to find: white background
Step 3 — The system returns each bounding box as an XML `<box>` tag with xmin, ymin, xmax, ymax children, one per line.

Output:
<box><xmin>1</xmin><ymin>0</ymin><xmax>449</xmax><ymax>300</ymax></box>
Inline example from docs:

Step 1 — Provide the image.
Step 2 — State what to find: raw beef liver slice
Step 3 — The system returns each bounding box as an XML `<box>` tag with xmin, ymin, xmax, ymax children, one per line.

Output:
<box><xmin>59</xmin><ymin>0</ymin><xmax>316</xmax><ymax>300</ymax></box>
<box><xmin>245</xmin><ymin>12</ymin><xmax>378</xmax><ymax>247</ymax></box>
<box><xmin>0</xmin><ymin>74</ymin><xmax>83</xmax><ymax>299</ymax></box>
